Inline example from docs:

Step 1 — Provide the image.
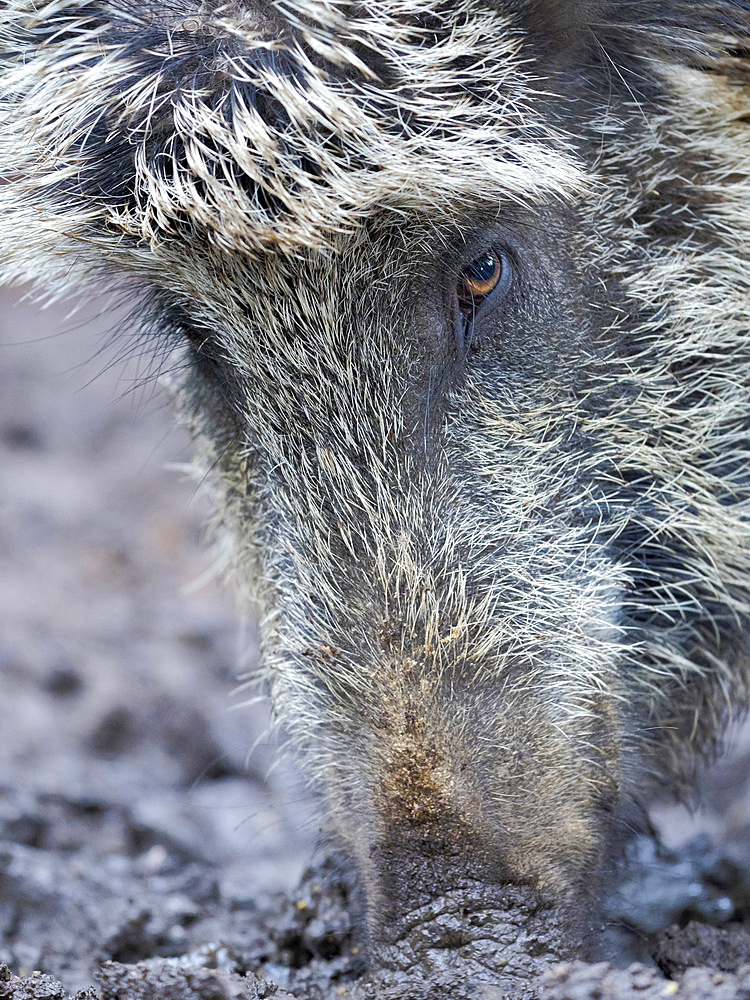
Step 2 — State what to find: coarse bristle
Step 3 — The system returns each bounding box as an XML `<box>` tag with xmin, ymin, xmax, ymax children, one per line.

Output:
<box><xmin>1</xmin><ymin>0</ymin><xmax>750</xmax><ymax>961</ymax></box>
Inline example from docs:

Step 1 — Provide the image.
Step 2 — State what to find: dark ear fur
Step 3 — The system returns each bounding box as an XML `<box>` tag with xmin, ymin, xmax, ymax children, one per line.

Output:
<box><xmin>515</xmin><ymin>0</ymin><xmax>603</xmax><ymax>47</ymax></box>
<box><xmin>518</xmin><ymin>0</ymin><xmax>748</xmax><ymax>35</ymax></box>
<box><xmin>511</xmin><ymin>0</ymin><xmax>749</xmax><ymax>103</ymax></box>
<box><xmin>515</xmin><ymin>1</ymin><xmax>749</xmax><ymax>57</ymax></box>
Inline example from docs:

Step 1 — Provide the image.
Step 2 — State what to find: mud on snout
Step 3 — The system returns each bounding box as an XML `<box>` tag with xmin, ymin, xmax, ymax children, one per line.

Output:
<box><xmin>287</xmin><ymin>637</ymin><xmax>630</xmax><ymax>982</ymax></box>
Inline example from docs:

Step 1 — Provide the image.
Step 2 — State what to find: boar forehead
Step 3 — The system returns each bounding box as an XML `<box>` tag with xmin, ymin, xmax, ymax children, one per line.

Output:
<box><xmin>0</xmin><ymin>0</ymin><xmax>586</xmax><ymax>257</ymax></box>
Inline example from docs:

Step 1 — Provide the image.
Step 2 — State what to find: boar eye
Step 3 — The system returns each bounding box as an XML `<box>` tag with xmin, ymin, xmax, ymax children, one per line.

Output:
<box><xmin>457</xmin><ymin>248</ymin><xmax>509</xmax><ymax>315</ymax></box>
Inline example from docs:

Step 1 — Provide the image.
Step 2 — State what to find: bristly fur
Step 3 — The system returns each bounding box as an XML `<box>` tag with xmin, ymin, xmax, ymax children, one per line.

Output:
<box><xmin>1</xmin><ymin>0</ymin><xmax>750</xmax><ymax>974</ymax></box>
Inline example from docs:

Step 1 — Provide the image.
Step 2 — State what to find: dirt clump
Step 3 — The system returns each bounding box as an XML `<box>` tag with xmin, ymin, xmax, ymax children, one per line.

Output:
<box><xmin>541</xmin><ymin>963</ymin><xmax>750</xmax><ymax>1000</ymax></box>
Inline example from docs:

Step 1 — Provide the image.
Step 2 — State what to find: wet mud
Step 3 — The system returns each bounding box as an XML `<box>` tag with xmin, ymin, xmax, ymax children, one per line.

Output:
<box><xmin>2</xmin><ymin>291</ymin><xmax>750</xmax><ymax>998</ymax></box>
<box><xmin>3</xmin><ymin>843</ymin><xmax>750</xmax><ymax>999</ymax></box>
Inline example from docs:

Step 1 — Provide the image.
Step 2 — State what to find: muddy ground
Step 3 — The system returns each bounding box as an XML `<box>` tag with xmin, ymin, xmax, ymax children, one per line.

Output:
<box><xmin>3</xmin><ymin>287</ymin><xmax>750</xmax><ymax>998</ymax></box>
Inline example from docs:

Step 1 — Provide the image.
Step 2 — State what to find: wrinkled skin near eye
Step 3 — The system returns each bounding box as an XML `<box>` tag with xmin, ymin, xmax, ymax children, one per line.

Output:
<box><xmin>457</xmin><ymin>247</ymin><xmax>512</xmax><ymax>317</ymax></box>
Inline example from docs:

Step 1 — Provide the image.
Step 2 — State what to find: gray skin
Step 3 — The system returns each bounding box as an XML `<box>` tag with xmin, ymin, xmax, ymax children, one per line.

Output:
<box><xmin>1</xmin><ymin>0</ymin><xmax>750</xmax><ymax>986</ymax></box>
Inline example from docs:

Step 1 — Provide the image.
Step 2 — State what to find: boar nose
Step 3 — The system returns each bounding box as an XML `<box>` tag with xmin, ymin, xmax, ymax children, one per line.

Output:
<box><xmin>358</xmin><ymin>789</ymin><xmax>583</xmax><ymax>985</ymax></box>
<box><xmin>364</xmin><ymin>832</ymin><xmax>572</xmax><ymax>983</ymax></box>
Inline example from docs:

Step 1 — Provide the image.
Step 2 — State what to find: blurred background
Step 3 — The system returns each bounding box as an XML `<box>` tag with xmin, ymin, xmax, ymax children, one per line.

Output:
<box><xmin>0</xmin><ymin>285</ymin><xmax>315</xmax><ymax>938</ymax></box>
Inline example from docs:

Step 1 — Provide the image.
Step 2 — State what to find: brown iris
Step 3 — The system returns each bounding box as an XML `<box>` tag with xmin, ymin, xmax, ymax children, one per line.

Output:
<box><xmin>458</xmin><ymin>250</ymin><xmax>503</xmax><ymax>315</ymax></box>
